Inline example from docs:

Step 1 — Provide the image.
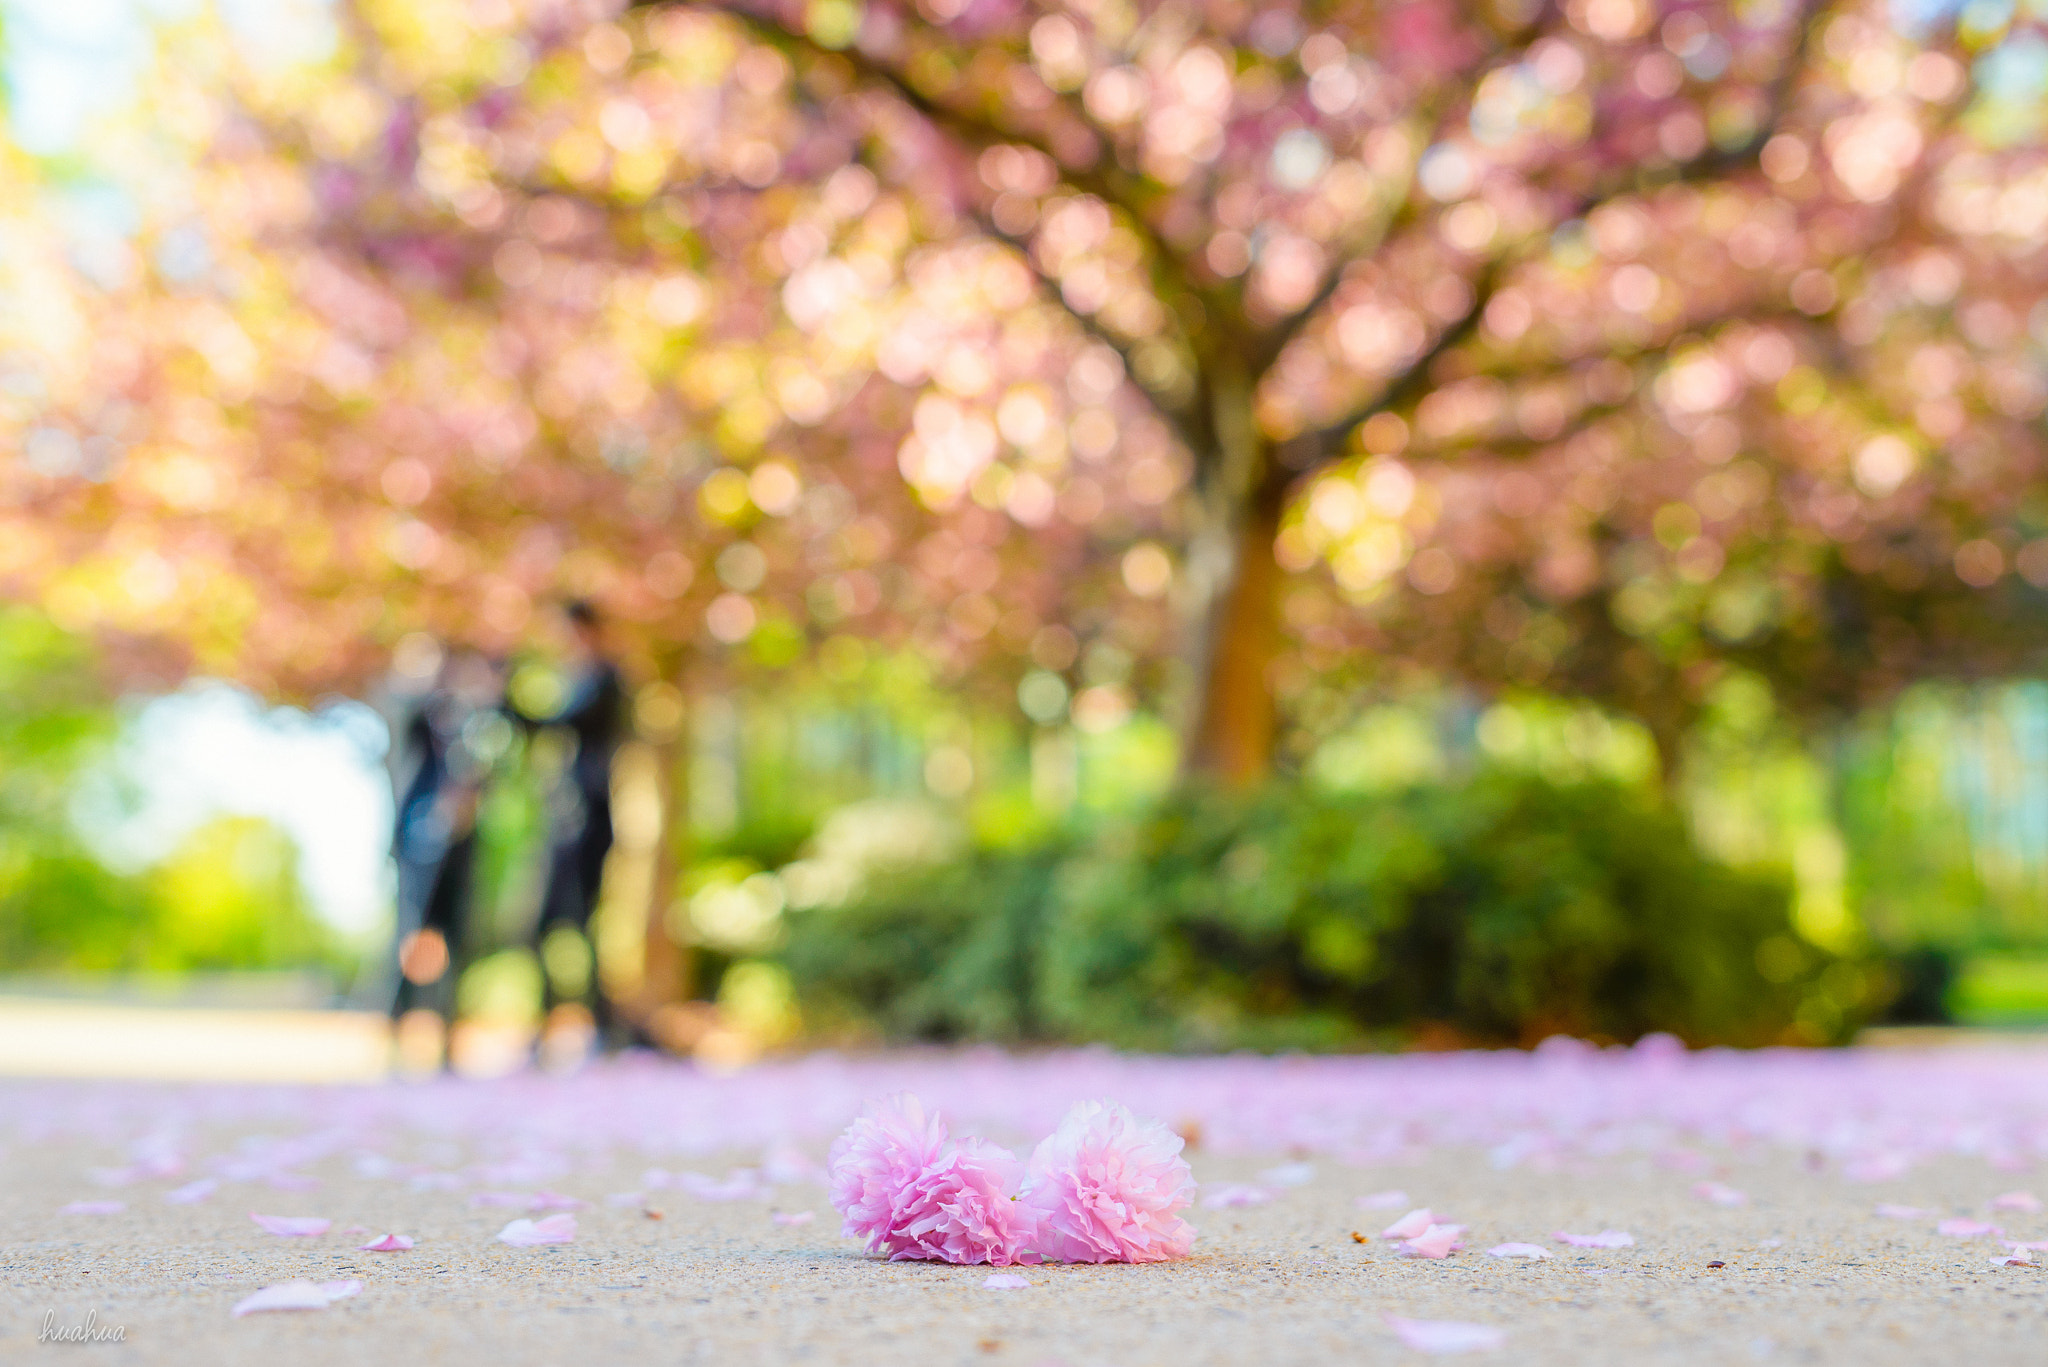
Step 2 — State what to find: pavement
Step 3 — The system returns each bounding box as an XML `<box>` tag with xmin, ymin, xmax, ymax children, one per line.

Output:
<box><xmin>3</xmin><ymin>1048</ymin><xmax>2046</xmax><ymax>1364</ymax></box>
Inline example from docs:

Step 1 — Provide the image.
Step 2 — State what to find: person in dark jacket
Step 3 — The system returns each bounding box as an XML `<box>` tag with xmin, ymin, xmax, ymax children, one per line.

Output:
<box><xmin>524</xmin><ymin>600</ymin><xmax>625</xmax><ymax>1047</ymax></box>
<box><xmin>388</xmin><ymin>648</ymin><xmax>501</xmax><ymax>1034</ymax></box>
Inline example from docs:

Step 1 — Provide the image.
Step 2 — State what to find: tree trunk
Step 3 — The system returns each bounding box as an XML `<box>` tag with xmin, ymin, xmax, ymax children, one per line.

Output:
<box><xmin>1183</xmin><ymin>488</ymin><xmax>1285</xmax><ymax>786</ymax></box>
<box><xmin>1177</xmin><ymin>356</ymin><xmax>1289</xmax><ymax>787</ymax></box>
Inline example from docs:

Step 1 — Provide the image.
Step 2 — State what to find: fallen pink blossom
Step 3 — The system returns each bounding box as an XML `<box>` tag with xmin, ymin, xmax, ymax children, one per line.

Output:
<box><xmin>1199</xmin><ymin>1184</ymin><xmax>1274</xmax><ymax>1209</ymax></box>
<box><xmin>250</xmin><ymin>1213</ymin><xmax>330</xmax><ymax>1237</ymax></box>
<box><xmin>165</xmin><ymin>1179</ymin><xmax>218</xmax><ymax>1205</ymax></box>
<box><xmin>497</xmin><ymin>1214</ymin><xmax>576</xmax><ymax>1246</ymax></box>
<box><xmin>1937</xmin><ymin>1219</ymin><xmax>2002</xmax><ymax>1239</ymax></box>
<box><xmin>1021</xmin><ymin>1099</ymin><xmax>1194</xmax><ymax>1264</ymax></box>
<box><xmin>1355</xmin><ymin>1190</ymin><xmax>1409</xmax><ymax>1210</ymax></box>
<box><xmin>1399</xmin><ymin>1224</ymin><xmax>1465</xmax><ymax>1259</ymax></box>
<box><xmin>1989</xmin><ymin>1191</ymin><xmax>2042</xmax><ymax>1214</ymax></box>
<box><xmin>61</xmin><ymin>1200</ymin><xmax>124</xmax><ymax>1215</ymax></box>
<box><xmin>1873</xmin><ymin>1204</ymin><xmax>1933</xmax><ymax>1219</ymax></box>
<box><xmin>469</xmin><ymin>1192</ymin><xmax>529</xmax><ymax>1208</ymax></box>
<box><xmin>231</xmin><ymin>1280</ymin><xmax>360</xmax><ymax>1318</ymax></box>
<box><xmin>771</xmin><ymin>1210</ymin><xmax>815</xmax><ymax>1226</ymax></box>
<box><xmin>983</xmin><ymin>1273</ymin><xmax>1030</xmax><ymax>1289</ymax></box>
<box><xmin>1553</xmin><ymin>1230</ymin><xmax>1634</xmax><ymax>1248</ymax></box>
<box><xmin>1487</xmin><ymin>1243</ymin><xmax>1552</xmax><ymax>1260</ymax></box>
<box><xmin>1693</xmin><ymin>1182</ymin><xmax>1748</xmax><ymax>1207</ymax></box>
<box><xmin>1382</xmin><ymin>1208</ymin><xmax>1437</xmax><ymax>1240</ymax></box>
<box><xmin>1384</xmin><ymin>1314</ymin><xmax>1505</xmax><ymax>1354</ymax></box>
<box><xmin>1991</xmin><ymin>1253</ymin><xmax>2034</xmax><ymax>1267</ymax></box>
<box><xmin>358</xmin><ymin>1234</ymin><xmax>414</xmax><ymax>1252</ymax></box>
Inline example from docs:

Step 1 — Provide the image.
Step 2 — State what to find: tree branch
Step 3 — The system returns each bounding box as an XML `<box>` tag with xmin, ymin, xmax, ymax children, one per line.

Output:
<box><xmin>1292</xmin><ymin>0</ymin><xmax>1828</xmax><ymax>469</ymax></box>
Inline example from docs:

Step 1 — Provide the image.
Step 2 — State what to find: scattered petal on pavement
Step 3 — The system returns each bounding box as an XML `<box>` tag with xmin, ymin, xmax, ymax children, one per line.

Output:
<box><xmin>231</xmin><ymin>1281</ymin><xmax>361</xmax><ymax>1318</ymax></box>
<box><xmin>1385</xmin><ymin>1314</ymin><xmax>1505</xmax><ymax>1354</ymax></box>
<box><xmin>497</xmin><ymin>1214</ymin><xmax>576</xmax><ymax>1246</ymax></box>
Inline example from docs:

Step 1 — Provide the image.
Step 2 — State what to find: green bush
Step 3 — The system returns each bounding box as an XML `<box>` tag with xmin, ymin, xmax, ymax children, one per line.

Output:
<box><xmin>781</xmin><ymin>771</ymin><xmax>1867</xmax><ymax>1050</ymax></box>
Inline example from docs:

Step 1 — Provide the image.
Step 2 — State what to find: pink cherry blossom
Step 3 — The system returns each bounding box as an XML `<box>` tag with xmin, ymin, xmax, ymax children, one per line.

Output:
<box><xmin>358</xmin><ymin>1234</ymin><xmax>413</xmax><ymax>1251</ymax></box>
<box><xmin>1021</xmin><ymin>1100</ymin><xmax>1196</xmax><ymax>1264</ymax></box>
<box><xmin>1990</xmin><ymin>1191</ymin><xmax>2041</xmax><ymax>1213</ymax></box>
<box><xmin>825</xmin><ymin>1093</ymin><xmax>1037</xmax><ymax>1265</ymax></box>
<box><xmin>826</xmin><ymin>1092</ymin><xmax>950</xmax><ymax>1253</ymax></box>
<box><xmin>887</xmin><ymin>1138</ymin><xmax>1040</xmax><ymax>1266</ymax></box>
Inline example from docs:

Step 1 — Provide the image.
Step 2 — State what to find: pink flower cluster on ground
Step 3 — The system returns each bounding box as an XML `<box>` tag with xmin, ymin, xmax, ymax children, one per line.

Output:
<box><xmin>826</xmin><ymin>1093</ymin><xmax>1194</xmax><ymax>1265</ymax></box>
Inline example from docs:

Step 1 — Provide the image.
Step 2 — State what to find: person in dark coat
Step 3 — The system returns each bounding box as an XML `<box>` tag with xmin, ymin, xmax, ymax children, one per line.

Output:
<box><xmin>524</xmin><ymin>600</ymin><xmax>625</xmax><ymax>1045</ymax></box>
<box><xmin>388</xmin><ymin>648</ymin><xmax>500</xmax><ymax>1032</ymax></box>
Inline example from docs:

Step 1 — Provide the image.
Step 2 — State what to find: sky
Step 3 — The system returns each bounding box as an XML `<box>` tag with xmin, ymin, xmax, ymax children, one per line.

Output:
<box><xmin>75</xmin><ymin>683</ymin><xmax>396</xmax><ymax>937</ymax></box>
<box><xmin>0</xmin><ymin>0</ymin><xmax>333</xmax><ymax>155</ymax></box>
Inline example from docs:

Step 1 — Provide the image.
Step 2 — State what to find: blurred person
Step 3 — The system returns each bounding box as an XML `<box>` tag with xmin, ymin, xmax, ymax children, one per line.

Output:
<box><xmin>387</xmin><ymin>646</ymin><xmax>503</xmax><ymax>1055</ymax></box>
<box><xmin>517</xmin><ymin>600</ymin><xmax>625</xmax><ymax>1055</ymax></box>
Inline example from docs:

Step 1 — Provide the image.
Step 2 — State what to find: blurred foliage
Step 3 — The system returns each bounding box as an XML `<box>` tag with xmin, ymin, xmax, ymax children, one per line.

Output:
<box><xmin>782</xmin><ymin>770</ymin><xmax>1870</xmax><ymax>1050</ymax></box>
<box><xmin>0</xmin><ymin>608</ymin><xmax>338</xmax><ymax>975</ymax></box>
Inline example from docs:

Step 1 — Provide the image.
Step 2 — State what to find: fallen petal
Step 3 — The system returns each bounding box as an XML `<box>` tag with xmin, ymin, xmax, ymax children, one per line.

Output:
<box><xmin>231</xmin><ymin>1280</ymin><xmax>360</xmax><ymax>1318</ymax></box>
<box><xmin>250</xmin><ymin>1213</ymin><xmax>330</xmax><ymax>1237</ymax></box>
<box><xmin>1693</xmin><ymin>1182</ymin><xmax>1748</xmax><ymax>1207</ymax></box>
<box><xmin>497</xmin><ymin>1213</ymin><xmax>576</xmax><ymax>1246</ymax></box>
<box><xmin>1356</xmin><ymin>1190</ymin><xmax>1409</xmax><ymax>1210</ymax></box>
<box><xmin>61</xmin><ymin>1201</ymin><xmax>124</xmax><ymax>1215</ymax></box>
<box><xmin>1487</xmin><ymin>1243</ymin><xmax>1552</xmax><ymax>1260</ymax></box>
<box><xmin>1257</xmin><ymin>1162</ymin><xmax>1315</xmax><ymax>1186</ymax></box>
<box><xmin>1385</xmin><ymin>1314</ymin><xmax>1505</xmax><ymax>1354</ymax></box>
<box><xmin>358</xmin><ymin>1234</ymin><xmax>414</xmax><ymax>1252</ymax></box>
<box><xmin>1383</xmin><ymin>1208</ymin><xmax>1436</xmax><ymax>1240</ymax></box>
<box><xmin>1199</xmin><ymin>1183</ymin><xmax>1273</xmax><ymax>1210</ymax></box>
<box><xmin>983</xmin><ymin>1273</ymin><xmax>1030</xmax><ymax>1289</ymax></box>
<box><xmin>1937</xmin><ymin>1219</ymin><xmax>2001</xmax><ymax>1239</ymax></box>
<box><xmin>772</xmin><ymin>1210</ymin><xmax>815</xmax><ymax>1226</ymax></box>
<box><xmin>1990</xmin><ymin>1191</ymin><xmax>2042</xmax><ymax>1214</ymax></box>
<box><xmin>1400</xmin><ymin>1224</ymin><xmax>1465</xmax><ymax>1259</ymax></box>
<box><xmin>529</xmin><ymin>1191</ymin><xmax>586</xmax><ymax>1211</ymax></box>
<box><xmin>1874</xmin><ymin>1204</ymin><xmax>1933</xmax><ymax>1219</ymax></box>
<box><xmin>1553</xmin><ymin>1230</ymin><xmax>1634</xmax><ymax>1248</ymax></box>
<box><xmin>165</xmin><ymin>1179</ymin><xmax>218</xmax><ymax>1205</ymax></box>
